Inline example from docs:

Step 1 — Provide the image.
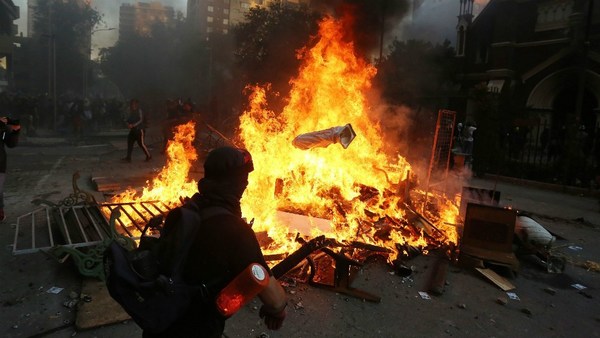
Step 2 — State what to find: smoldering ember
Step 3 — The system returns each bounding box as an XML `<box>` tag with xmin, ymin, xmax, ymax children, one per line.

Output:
<box><xmin>1</xmin><ymin>0</ymin><xmax>600</xmax><ymax>337</ymax></box>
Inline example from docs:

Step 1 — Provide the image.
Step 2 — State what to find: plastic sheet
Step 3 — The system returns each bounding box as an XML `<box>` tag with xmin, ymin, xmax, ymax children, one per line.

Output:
<box><xmin>292</xmin><ymin>123</ymin><xmax>356</xmax><ymax>150</ymax></box>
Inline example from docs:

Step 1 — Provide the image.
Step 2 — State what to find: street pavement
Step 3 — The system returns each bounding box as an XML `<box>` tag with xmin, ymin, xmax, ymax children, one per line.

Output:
<box><xmin>1</xmin><ymin>128</ymin><xmax>599</xmax><ymax>338</ymax></box>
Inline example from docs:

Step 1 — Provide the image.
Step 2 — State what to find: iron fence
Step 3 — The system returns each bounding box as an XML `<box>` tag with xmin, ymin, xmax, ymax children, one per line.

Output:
<box><xmin>476</xmin><ymin>120</ymin><xmax>599</xmax><ymax>188</ymax></box>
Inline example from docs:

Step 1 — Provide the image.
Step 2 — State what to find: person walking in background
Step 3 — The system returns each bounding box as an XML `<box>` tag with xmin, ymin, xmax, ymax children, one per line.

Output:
<box><xmin>0</xmin><ymin>116</ymin><xmax>20</xmax><ymax>221</ymax></box>
<box><xmin>461</xmin><ymin>122</ymin><xmax>477</xmax><ymax>166</ymax></box>
<box><xmin>122</xmin><ymin>98</ymin><xmax>151</xmax><ymax>162</ymax></box>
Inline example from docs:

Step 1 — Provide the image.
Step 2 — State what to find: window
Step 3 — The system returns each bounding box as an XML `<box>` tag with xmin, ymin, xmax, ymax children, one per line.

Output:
<box><xmin>536</xmin><ymin>1</ymin><xmax>573</xmax><ymax>31</ymax></box>
<box><xmin>224</xmin><ymin>8</ymin><xmax>229</xmax><ymax>14</ymax></box>
<box><xmin>223</xmin><ymin>18</ymin><xmax>229</xmax><ymax>25</ymax></box>
<box><xmin>207</xmin><ymin>16</ymin><xmax>213</xmax><ymax>22</ymax></box>
<box><xmin>207</xmin><ymin>27</ymin><xmax>213</xmax><ymax>33</ymax></box>
<box><xmin>223</xmin><ymin>29</ymin><xmax>228</xmax><ymax>34</ymax></box>
<box><xmin>241</xmin><ymin>2</ymin><xmax>250</xmax><ymax>10</ymax></box>
<box><xmin>208</xmin><ymin>5</ymin><xmax>214</xmax><ymax>12</ymax></box>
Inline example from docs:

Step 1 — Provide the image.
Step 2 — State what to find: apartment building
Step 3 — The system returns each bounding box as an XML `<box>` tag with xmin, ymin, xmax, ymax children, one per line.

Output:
<box><xmin>187</xmin><ymin>0</ymin><xmax>309</xmax><ymax>37</ymax></box>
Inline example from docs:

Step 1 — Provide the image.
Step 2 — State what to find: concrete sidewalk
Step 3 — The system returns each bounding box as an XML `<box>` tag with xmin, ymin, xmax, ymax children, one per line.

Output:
<box><xmin>18</xmin><ymin>127</ymin><xmax>165</xmax><ymax>152</ymax></box>
<box><xmin>467</xmin><ymin>176</ymin><xmax>600</xmax><ymax>227</ymax></box>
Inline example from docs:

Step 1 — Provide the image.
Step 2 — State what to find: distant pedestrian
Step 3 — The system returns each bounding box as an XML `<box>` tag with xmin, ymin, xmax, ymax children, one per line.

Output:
<box><xmin>455</xmin><ymin>122</ymin><xmax>464</xmax><ymax>152</ymax></box>
<box><xmin>0</xmin><ymin>116</ymin><xmax>20</xmax><ymax>221</ymax></box>
<box><xmin>463</xmin><ymin>122</ymin><xmax>477</xmax><ymax>155</ymax></box>
<box><xmin>122</xmin><ymin>98</ymin><xmax>151</xmax><ymax>162</ymax></box>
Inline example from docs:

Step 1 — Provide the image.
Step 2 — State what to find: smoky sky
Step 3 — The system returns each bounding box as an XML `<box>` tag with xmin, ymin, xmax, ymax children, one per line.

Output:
<box><xmin>13</xmin><ymin>0</ymin><xmax>489</xmax><ymax>55</ymax></box>
<box><xmin>312</xmin><ymin>0</ymin><xmax>490</xmax><ymax>56</ymax></box>
<box><xmin>13</xmin><ymin>0</ymin><xmax>187</xmax><ymax>54</ymax></box>
<box><xmin>90</xmin><ymin>0</ymin><xmax>188</xmax><ymax>52</ymax></box>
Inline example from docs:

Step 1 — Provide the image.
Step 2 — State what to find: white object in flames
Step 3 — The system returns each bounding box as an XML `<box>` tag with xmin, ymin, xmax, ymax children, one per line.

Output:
<box><xmin>292</xmin><ymin>123</ymin><xmax>357</xmax><ymax>150</ymax></box>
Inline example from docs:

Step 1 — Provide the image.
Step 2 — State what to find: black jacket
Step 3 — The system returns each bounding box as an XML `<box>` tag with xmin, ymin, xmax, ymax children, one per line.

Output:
<box><xmin>0</xmin><ymin>125</ymin><xmax>19</xmax><ymax>173</ymax></box>
<box><xmin>143</xmin><ymin>192</ymin><xmax>270</xmax><ymax>338</ymax></box>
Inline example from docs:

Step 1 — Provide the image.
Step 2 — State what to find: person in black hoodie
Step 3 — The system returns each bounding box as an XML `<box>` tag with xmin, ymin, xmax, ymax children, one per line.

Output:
<box><xmin>142</xmin><ymin>146</ymin><xmax>287</xmax><ymax>338</ymax></box>
<box><xmin>0</xmin><ymin>117</ymin><xmax>20</xmax><ymax>221</ymax></box>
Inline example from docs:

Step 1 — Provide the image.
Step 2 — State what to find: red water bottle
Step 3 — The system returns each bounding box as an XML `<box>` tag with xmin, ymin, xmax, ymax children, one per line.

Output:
<box><xmin>216</xmin><ymin>263</ymin><xmax>270</xmax><ymax>317</ymax></box>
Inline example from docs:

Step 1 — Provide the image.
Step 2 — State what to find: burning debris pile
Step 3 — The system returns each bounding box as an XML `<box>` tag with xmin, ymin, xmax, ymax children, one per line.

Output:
<box><xmin>108</xmin><ymin>15</ymin><xmax>461</xmax><ymax>296</ymax></box>
<box><xmin>237</xmin><ymin>15</ymin><xmax>459</xmax><ymax>255</ymax></box>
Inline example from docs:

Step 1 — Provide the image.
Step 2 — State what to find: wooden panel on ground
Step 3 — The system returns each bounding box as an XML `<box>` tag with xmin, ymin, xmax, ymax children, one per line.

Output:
<box><xmin>476</xmin><ymin>267</ymin><xmax>516</xmax><ymax>291</ymax></box>
<box><xmin>76</xmin><ymin>278</ymin><xmax>131</xmax><ymax>330</ymax></box>
<box><xmin>91</xmin><ymin>175</ymin><xmax>155</xmax><ymax>193</ymax></box>
<box><xmin>91</xmin><ymin>177</ymin><xmax>121</xmax><ymax>192</ymax></box>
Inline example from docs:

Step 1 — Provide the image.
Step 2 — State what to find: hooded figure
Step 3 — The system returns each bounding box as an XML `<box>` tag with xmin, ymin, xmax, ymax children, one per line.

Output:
<box><xmin>143</xmin><ymin>146</ymin><xmax>287</xmax><ymax>338</ymax></box>
<box><xmin>196</xmin><ymin>146</ymin><xmax>254</xmax><ymax>216</ymax></box>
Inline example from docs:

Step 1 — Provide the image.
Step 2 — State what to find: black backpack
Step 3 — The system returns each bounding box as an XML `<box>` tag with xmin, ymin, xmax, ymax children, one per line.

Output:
<box><xmin>103</xmin><ymin>201</ymin><xmax>230</xmax><ymax>334</ymax></box>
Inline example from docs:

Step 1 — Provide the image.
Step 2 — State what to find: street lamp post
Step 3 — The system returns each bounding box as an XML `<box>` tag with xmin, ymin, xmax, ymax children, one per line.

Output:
<box><xmin>42</xmin><ymin>33</ymin><xmax>57</xmax><ymax>130</ymax></box>
<box><xmin>44</xmin><ymin>6</ymin><xmax>58</xmax><ymax>130</ymax></box>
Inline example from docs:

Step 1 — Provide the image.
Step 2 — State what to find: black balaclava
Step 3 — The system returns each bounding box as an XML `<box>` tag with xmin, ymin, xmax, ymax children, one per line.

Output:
<box><xmin>196</xmin><ymin>146</ymin><xmax>254</xmax><ymax>216</ymax></box>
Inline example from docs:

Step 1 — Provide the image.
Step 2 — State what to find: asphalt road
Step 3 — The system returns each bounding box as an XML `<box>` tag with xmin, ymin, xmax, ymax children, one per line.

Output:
<box><xmin>1</xmin><ymin>130</ymin><xmax>599</xmax><ymax>338</ymax></box>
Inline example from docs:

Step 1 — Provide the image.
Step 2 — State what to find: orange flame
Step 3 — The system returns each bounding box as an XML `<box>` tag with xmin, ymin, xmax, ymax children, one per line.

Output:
<box><xmin>109</xmin><ymin>16</ymin><xmax>459</xmax><ymax>262</ymax></box>
<box><xmin>238</xmin><ymin>16</ymin><xmax>458</xmax><ymax>259</ymax></box>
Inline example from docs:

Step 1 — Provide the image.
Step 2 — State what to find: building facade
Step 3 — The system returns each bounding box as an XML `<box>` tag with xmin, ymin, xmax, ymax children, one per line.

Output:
<box><xmin>458</xmin><ymin>0</ymin><xmax>599</xmax><ymax>130</ymax></box>
<box><xmin>119</xmin><ymin>2</ymin><xmax>176</xmax><ymax>39</ymax></box>
<box><xmin>186</xmin><ymin>0</ymin><xmax>310</xmax><ymax>37</ymax></box>
<box><xmin>456</xmin><ymin>0</ymin><xmax>600</xmax><ymax>185</ymax></box>
<box><xmin>0</xmin><ymin>0</ymin><xmax>20</xmax><ymax>92</ymax></box>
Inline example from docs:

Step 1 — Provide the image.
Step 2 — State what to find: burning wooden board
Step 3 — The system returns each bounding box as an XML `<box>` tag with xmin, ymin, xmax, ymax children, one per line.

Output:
<box><xmin>274</xmin><ymin>210</ymin><xmax>333</xmax><ymax>236</ymax></box>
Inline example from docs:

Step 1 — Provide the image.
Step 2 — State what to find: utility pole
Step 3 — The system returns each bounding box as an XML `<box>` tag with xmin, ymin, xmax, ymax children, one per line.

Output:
<box><xmin>52</xmin><ymin>36</ymin><xmax>56</xmax><ymax>130</ymax></box>
<box><xmin>47</xmin><ymin>6</ymin><xmax>57</xmax><ymax>131</ymax></box>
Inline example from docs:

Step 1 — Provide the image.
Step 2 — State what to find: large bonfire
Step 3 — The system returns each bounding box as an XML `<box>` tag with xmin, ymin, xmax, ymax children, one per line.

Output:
<box><xmin>110</xmin><ymin>15</ymin><xmax>460</xmax><ymax>263</ymax></box>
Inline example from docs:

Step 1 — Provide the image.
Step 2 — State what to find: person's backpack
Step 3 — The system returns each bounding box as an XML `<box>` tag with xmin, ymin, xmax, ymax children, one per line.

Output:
<box><xmin>103</xmin><ymin>200</ymin><xmax>230</xmax><ymax>334</ymax></box>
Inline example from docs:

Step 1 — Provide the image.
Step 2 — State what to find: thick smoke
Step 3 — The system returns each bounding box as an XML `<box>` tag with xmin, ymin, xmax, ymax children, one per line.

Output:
<box><xmin>312</xmin><ymin>0</ymin><xmax>410</xmax><ymax>58</ymax></box>
<box><xmin>309</xmin><ymin>0</ymin><xmax>490</xmax><ymax>57</ymax></box>
<box><xmin>396</xmin><ymin>0</ymin><xmax>489</xmax><ymax>46</ymax></box>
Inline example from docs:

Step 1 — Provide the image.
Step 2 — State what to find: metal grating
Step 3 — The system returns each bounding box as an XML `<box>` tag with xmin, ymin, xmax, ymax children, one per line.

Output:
<box><xmin>425</xmin><ymin>109</ymin><xmax>456</xmax><ymax>191</ymax></box>
<box><xmin>12</xmin><ymin>201</ymin><xmax>173</xmax><ymax>255</ymax></box>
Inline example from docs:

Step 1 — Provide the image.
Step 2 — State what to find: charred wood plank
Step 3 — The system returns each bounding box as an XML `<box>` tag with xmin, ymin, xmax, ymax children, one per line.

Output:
<box><xmin>271</xmin><ymin>235</ymin><xmax>334</xmax><ymax>279</ymax></box>
<box><xmin>350</xmin><ymin>241</ymin><xmax>394</xmax><ymax>254</ymax></box>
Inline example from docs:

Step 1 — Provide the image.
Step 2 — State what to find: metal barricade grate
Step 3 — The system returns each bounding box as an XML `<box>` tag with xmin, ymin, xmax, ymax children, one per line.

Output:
<box><xmin>12</xmin><ymin>201</ymin><xmax>173</xmax><ymax>255</ymax></box>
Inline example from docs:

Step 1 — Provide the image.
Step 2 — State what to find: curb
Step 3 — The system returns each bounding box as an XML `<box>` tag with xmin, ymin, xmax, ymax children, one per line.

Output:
<box><xmin>482</xmin><ymin>174</ymin><xmax>600</xmax><ymax>199</ymax></box>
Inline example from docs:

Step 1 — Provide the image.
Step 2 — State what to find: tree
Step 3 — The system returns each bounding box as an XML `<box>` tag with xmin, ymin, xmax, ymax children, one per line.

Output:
<box><xmin>233</xmin><ymin>2</ymin><xmax>321</xmax><ymax>109</ymax></box>
<box><xmin>374</xmin><ymin>38</ymin><xmax>457</xmax><ymax>109</ymax></box>
<box><xmin>372</xmin><ymin>38</ymin><xmax>458</xmax><ymax>168</ymax></box>
<box><xmin>32</xmin><ymin>0</ymin><xmax>101</xmax><ymax>96</ymax></box>
<box><xmin>99</xmin><ymin>16</ymin><xmax>191</xmax><ymax>106</ymax></box>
